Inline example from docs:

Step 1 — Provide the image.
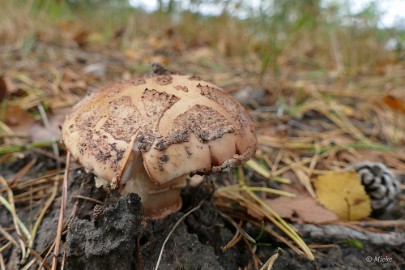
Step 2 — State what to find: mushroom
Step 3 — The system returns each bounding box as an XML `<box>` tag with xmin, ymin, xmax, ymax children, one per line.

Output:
<box><xmin>61</xmin><ymin>74</ymin><xmax>257</xmax><ymax>218</ymax></box>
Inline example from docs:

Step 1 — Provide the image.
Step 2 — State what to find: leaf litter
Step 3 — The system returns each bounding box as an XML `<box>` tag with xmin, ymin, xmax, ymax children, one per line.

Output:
<box><xmin>0</xmin><ymin>2</ymin><xmax>405</xmax><ymax>269</ymax></box>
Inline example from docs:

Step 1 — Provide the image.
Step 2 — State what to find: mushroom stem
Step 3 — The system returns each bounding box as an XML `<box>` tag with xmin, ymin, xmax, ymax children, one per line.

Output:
<box><xmin>120</xmin><ymin>148</ymin><xmax>185</xmax><ymax>218</ymax></box>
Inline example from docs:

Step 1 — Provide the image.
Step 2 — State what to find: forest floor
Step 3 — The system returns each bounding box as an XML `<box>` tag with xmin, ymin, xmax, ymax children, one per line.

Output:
<box><xmin>1</xmin><ymin>5</ymin><xmax>405</xmax><ymax>269</ymax></box>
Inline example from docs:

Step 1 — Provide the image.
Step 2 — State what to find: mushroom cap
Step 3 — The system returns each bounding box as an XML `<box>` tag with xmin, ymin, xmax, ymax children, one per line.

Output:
<box><xmin>61</xmin><ymin>74</ymin><xmax>257</xmax><ymax>186</ymax></box>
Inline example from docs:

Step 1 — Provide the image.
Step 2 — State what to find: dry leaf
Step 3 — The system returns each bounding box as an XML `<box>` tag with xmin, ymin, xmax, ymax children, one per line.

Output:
<box><xmin>74</xmin><ymin>30</ymin><xmax>90</xmax><ymax>48</ymax></box>
<box><xmin>5</xmin><ymin>105</ymin><xmax>33</xmax><ymax>126</ymax></box>
<box><xmin>381</xmin><ymin>95</ymin><xmax>405</xmax><ymax>114</ymax></box>
<box><xmin>0</xmin><ymin>76</ymin><xmax>7</xmax><ymax>100</ymax></box>
<box><xmin>5</xmin><ymin>105</ymin><xmax>34</xmax><ymax>135</ymax></box>
<box><xmin>267</xmin><ymin>195</ymin><xmax>338</xmax><ymax>224</ymax></box>
<box><xmin>314</xmin><ymin>171</ymin><xmax>371</xmax><ymax>221</ymax></box>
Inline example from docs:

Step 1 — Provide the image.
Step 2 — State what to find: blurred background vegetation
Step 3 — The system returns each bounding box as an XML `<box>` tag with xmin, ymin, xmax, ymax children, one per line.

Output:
<box><xmin>1</xmin><ymin>0</ymin><xmax>404</xmax><ymax>80</ymax></box>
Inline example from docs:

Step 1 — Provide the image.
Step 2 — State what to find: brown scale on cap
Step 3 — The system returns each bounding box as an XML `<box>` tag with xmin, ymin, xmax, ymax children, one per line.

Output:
<box><xmin>174</xmin><ymin>85</ymin><xmax>188</xmax><ymax>92</ymax></box>
<box><xmin>62</xmin><ymin>73</ymin><xmax>257</xmax><ymax>218</ymax></box>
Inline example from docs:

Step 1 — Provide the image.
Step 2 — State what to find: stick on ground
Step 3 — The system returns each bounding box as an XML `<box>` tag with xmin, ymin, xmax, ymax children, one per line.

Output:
<box><xmin>51</xmin><ymin>151</ymin><xmax>70</xmax><ymax>270</ymax></box>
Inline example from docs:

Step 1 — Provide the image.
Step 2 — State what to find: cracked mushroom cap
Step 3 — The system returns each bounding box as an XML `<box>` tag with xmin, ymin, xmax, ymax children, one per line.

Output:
<box><xmin>61</xmin><ymin>74</ymin><xmax>257</xmax><ymax>189</ymax></box>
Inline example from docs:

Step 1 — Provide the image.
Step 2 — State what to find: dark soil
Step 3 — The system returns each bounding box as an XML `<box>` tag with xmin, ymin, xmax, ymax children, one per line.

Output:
<box><xmin>1</xmin><ymin>156</ymin><xmax>404</xmax><ymax>270</ymax></box>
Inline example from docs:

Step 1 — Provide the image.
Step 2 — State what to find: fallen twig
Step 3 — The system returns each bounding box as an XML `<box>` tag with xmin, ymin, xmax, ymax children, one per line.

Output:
<box><xmin>51</xmin><ymin>151</ymin><xmax>70</xmax><ymax>270</ymax></box>
<box><xmin>295</xmin><ymin>224</ymin><xmax>405</xmax><ymax>246</ymax></box>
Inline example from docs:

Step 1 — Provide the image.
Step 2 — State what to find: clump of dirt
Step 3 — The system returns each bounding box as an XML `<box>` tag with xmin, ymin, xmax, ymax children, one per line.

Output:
<box><xmin>65</xmin><ymin>193</ymin><xmax>142</xmax><ymax>270</ymax></box>
<box><xmin>140</xmin><ymin>216</ymin><xmax>223</xmax><ymax>269</ymax></box>
<box><xmin>184</xmin><ymin>202</ymin><xmax>251</xmax><ymax>268</ymax></box>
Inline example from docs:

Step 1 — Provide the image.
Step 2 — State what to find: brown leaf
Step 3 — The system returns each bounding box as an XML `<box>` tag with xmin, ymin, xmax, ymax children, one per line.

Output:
<box><xmin>5</xmin><ymin>105</ymin><xmax>34</xmax><ymax>135</ymax></box>
<box><xmin>266</xmin><ymin>195</ymin><xmax>338</xmax><ymax>224</ymax></box>
<box><xmin>5</xmin><ymin>105</ymin><xmax>32</xmax><ymax>126</ymax></box>
<box><xmin>74</xmin><ymin>30</ymin><xmax>90</xmax><ymax>48</ymax></box>
<box><xmin>0</xmin><ymin>76</ymin><xmax>7</xmax><ymax>101</ymax></box>
<box><xmin>381</xmin><ymin>95</ymin><xmax>405</xmax><ymax>114</ymax></box>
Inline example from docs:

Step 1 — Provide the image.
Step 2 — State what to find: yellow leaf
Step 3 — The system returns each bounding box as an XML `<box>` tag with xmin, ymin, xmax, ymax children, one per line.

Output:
<box><xmin>314</xmin><ymin>171</ymin><xmax>371</xmax><ymax>221</ymax></box>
